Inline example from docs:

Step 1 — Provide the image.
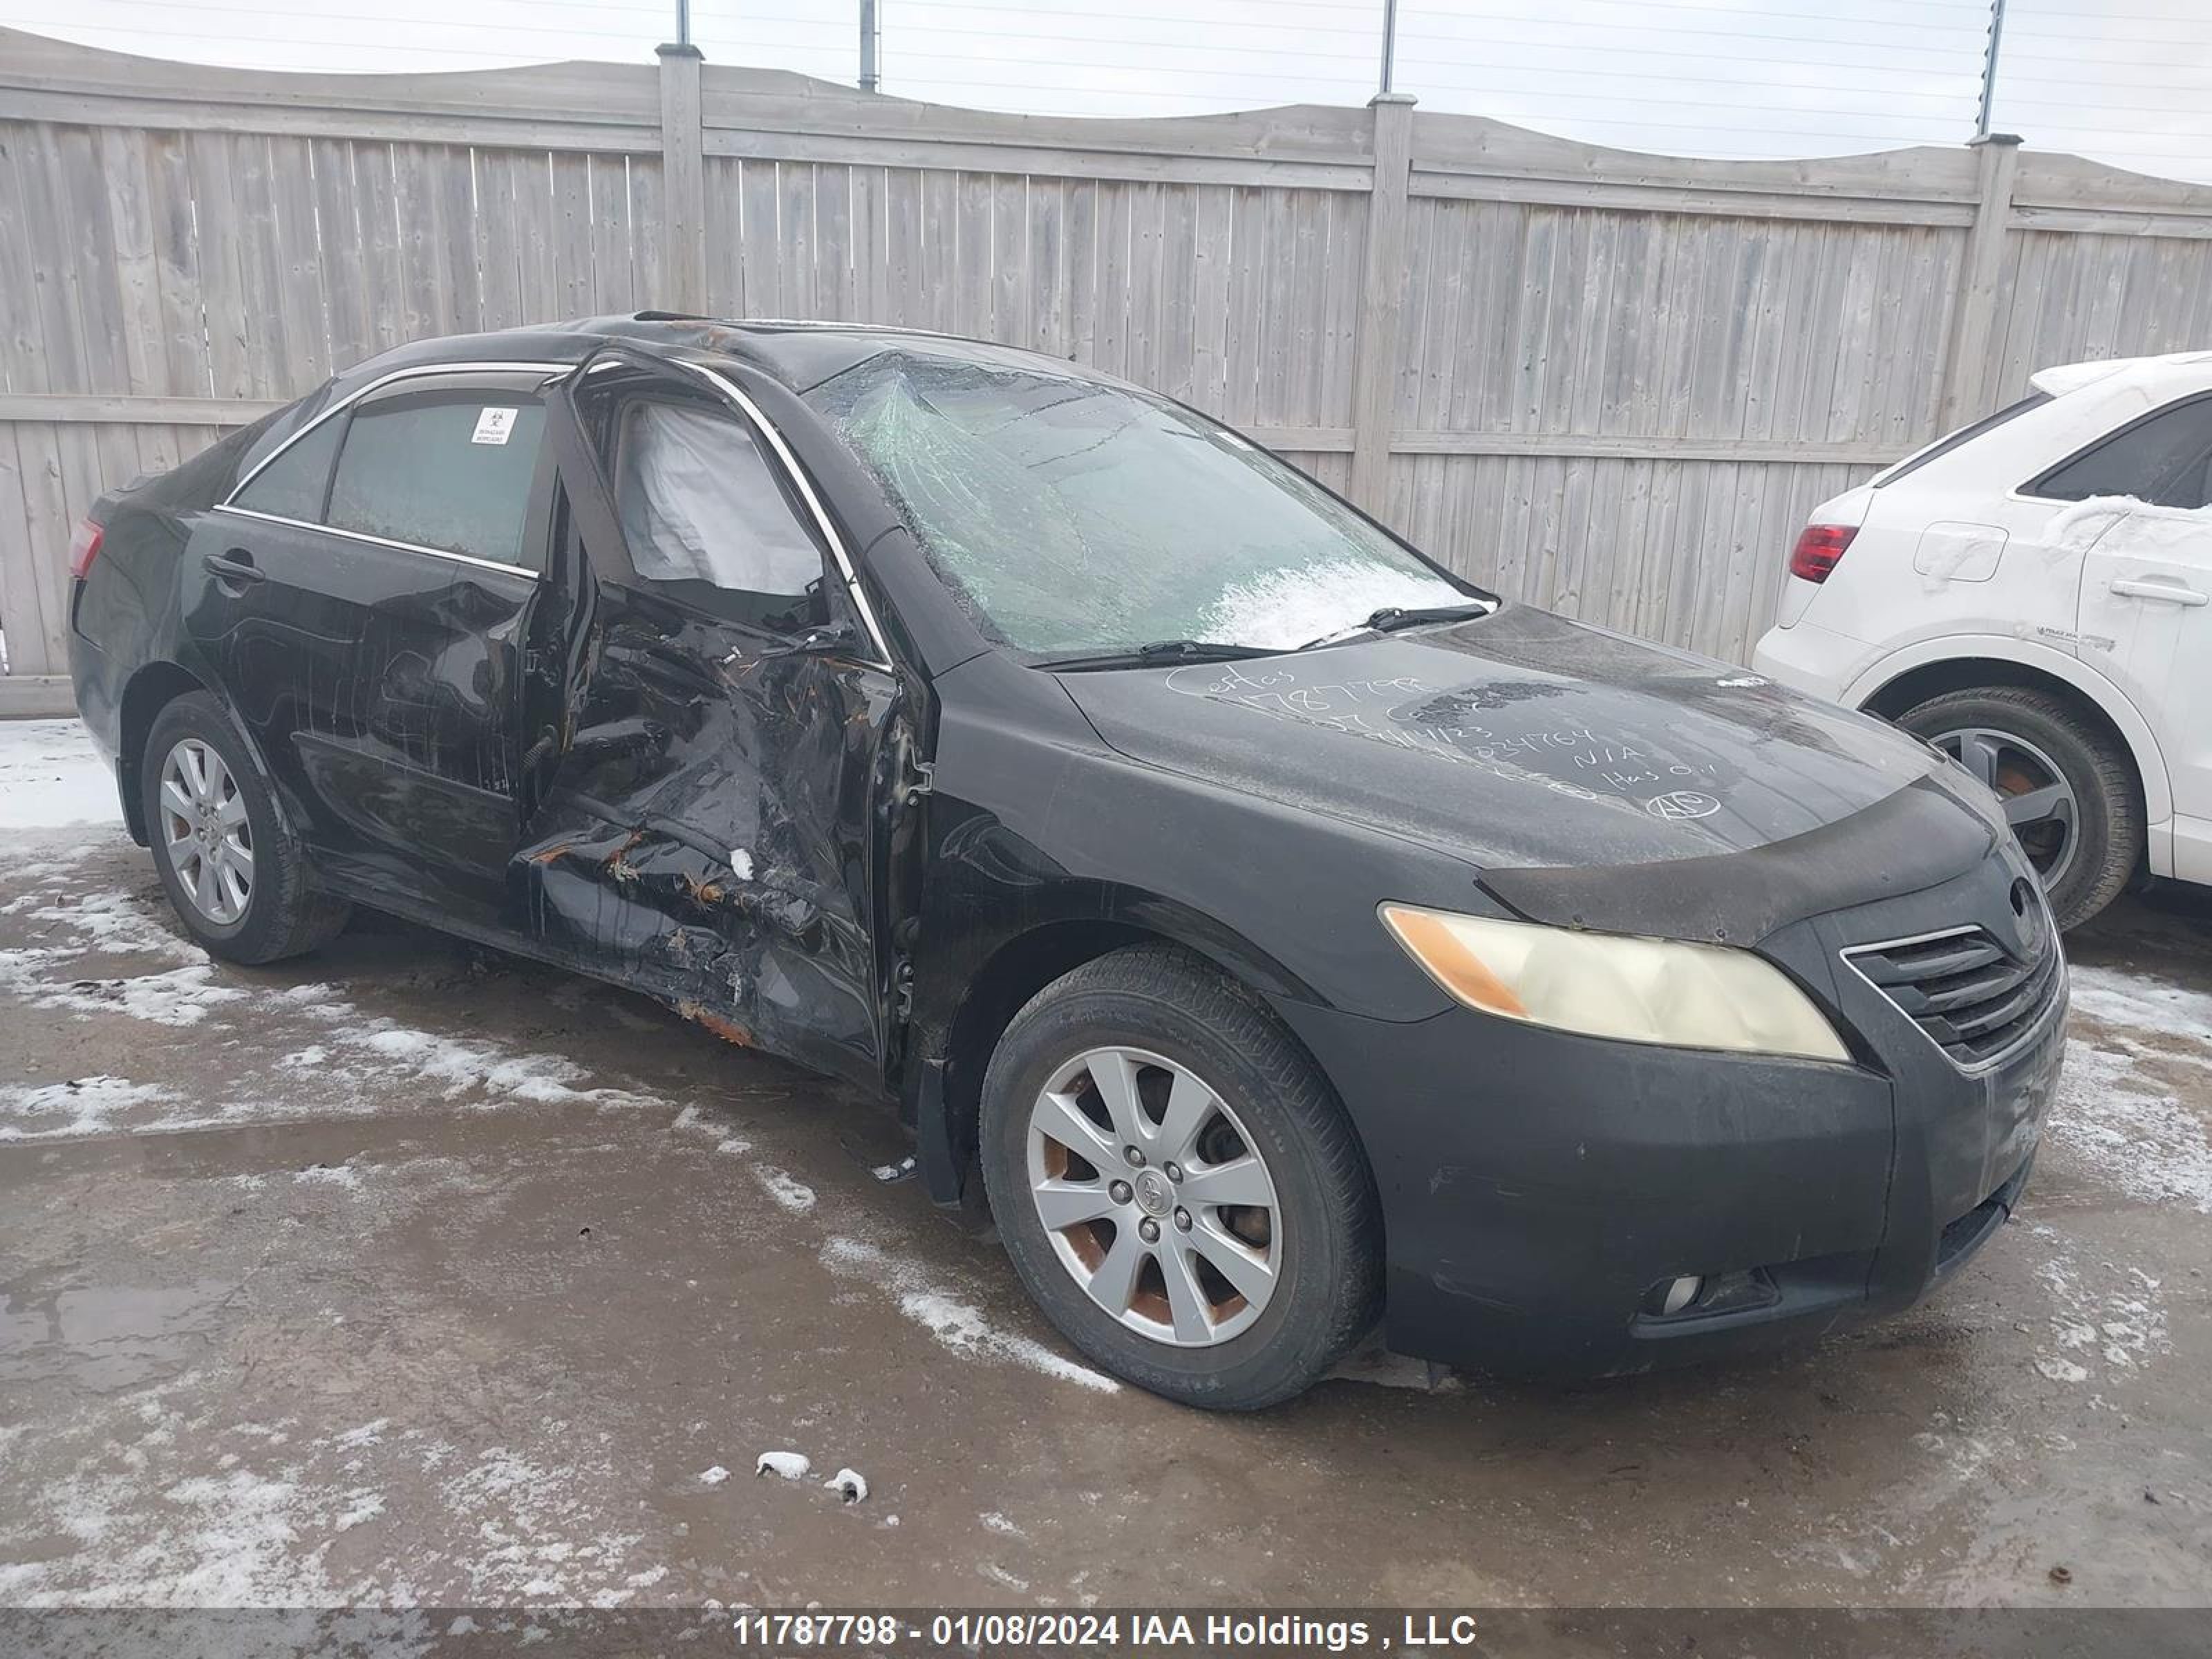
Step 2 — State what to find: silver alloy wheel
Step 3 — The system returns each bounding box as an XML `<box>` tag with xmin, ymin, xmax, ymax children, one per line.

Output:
<box><xmin>1931</xmin><ymin>725</ymin><xmax>2080</xmax><ymax>890</ymax></box>
<box><xmin>159</xmin><ymin>738</ymin><xmax>254</xmax><ymax>925</ymax></box>
<box><xmin>1025</xmin><ymin>1045</ymin><xmax>1282</xmax><ymax>1347</ymax></box>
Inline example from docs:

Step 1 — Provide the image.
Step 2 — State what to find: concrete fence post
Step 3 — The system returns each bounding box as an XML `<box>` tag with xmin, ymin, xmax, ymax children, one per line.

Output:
<box><xmin>1938</xmin><ymin>132</ymin><xmax>2023</xmax><ymax>430</ymax></box>
<box><xmin>1349</xmin><ymin>91</ymin><xmax>1417</xmax><ymax>516</ymax></box>
<box><xmin>657</xmin><ymin>41</ymin><xmax>709</xmax><ymax>315</ymax></box>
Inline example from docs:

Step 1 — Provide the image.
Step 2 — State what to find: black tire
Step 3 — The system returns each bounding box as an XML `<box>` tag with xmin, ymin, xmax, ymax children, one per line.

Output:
<box><xmin>1896</xmin><ymin>685</ymin><xmax>2142</xmax><ymax>932</ymax></box>
<box><xmin>139</xmin><ymin>691</ymin><xmax>350</xmax><ymax>964</ymax></box>
<box><xmin>978</xmin><ymin>944</ymin><xmax>1380</xmax><ymax>1410</ymax></box>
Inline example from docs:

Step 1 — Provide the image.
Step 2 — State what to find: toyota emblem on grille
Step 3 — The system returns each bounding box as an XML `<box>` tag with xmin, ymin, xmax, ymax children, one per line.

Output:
<box><xmin>2012</xmin><ymin>879</ymin><xmax>2049</xmax><ymax>957</ymax></box>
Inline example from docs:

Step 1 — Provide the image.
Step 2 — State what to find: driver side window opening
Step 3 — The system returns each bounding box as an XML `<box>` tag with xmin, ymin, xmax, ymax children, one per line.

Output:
<box><xmin>603</xmin><ymin>388</ymin><xmax>834</xmax><ymax>634</ymax></box>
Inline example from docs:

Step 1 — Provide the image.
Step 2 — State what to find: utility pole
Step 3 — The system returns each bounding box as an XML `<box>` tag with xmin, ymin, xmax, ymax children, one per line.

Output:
<box><xmin>1378</xmin><ymin>0</ymin><xmax>1398</xmax><ymax>95</ymax></box>
<box><xmin>1976</xmin><ymin>0</ymin><xmax>2007</xmax><ymax>138</ymax></box>
<box><xmin>860</xmin><ymin>0</ymin><xmax>880</xmax><ymax>91</ymax></box>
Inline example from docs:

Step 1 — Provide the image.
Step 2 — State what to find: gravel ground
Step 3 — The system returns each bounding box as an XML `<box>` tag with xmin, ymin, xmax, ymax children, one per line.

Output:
<box><xmin>0</xmin><ymin>722</ymin><xmax>2206</xmax><ymax>1631</ymax></box>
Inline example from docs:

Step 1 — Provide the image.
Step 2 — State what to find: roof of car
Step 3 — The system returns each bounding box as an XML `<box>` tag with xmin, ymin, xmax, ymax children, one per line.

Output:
<box><xmin>332</xmin><ymin>314</ymin><xmax>1101</xmax><ymax>401</ymax></box>
<box><xmin>2031</xmin><ymin>350</ymin><xmax>2212</xmax><ymax>399</ymax></box>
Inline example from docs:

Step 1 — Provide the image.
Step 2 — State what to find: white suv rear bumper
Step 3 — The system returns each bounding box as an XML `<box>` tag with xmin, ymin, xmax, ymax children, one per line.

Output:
<box><xmin>1751</xmin><ymin>619</ymin><xmax>1867</xmax><ymax>706</ymax></box>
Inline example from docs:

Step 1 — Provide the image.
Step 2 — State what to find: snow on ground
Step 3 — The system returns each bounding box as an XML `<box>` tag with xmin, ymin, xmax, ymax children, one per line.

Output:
<box><xmin>2054</xmin><ymin>964</ymin><xmax>2212</xmax><ymax>1213</ymax></box>
<box><xmin>0</xmin><ymin>825</ymin><xmax>1147</xmax><ymax>1412</ymax></box>
<box><xmin>2023</xmin><ymin>1221</ymin><xmax>2171</xmax><ymax>1391</ymax></box>
<box><xmin>820</xmin><ymin>1235</ymin><xmax>1120</xmax><ymax>1394</ymax></box>
<box><xmin>0</xmin><ymin>718</ymin><xmax>119</xmax><ymax>830</ymax></box>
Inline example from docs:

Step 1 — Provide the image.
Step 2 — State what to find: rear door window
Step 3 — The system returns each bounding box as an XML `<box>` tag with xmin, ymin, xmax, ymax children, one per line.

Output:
<box><xmin>232</xmin><ymin>414</ymin><xmax>344</xmax><ymax>522</ymax></box>
<box><xmin>2027</xmin><ymin>395</ymin><xmax>2212</xmax><ymax>509</ymax></box>
<box><xmin>326</xmin><ymin>392</ymin><xmax>547</xmax><ymax>568</ymax></box>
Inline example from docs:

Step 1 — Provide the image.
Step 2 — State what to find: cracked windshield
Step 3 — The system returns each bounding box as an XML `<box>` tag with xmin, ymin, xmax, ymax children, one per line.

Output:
<box><xmin>807</xmin><ymin>353</ymin><xmax>1473</xmax><ymax>656</ymax></box>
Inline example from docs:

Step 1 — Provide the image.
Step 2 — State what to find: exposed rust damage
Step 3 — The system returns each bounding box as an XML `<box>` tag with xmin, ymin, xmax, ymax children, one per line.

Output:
<box><xmin>604</xmin><ymin>829</ymin><xmax>648</xmax><ymax>887</ymax></box>
<box><xmin>675</xmin><ymin>1000</ymin><xmax>756</xmax><ymax>1047</ymax></box>
<box><xmin>678</xmin><ymin>872</ymin><xmax>729</xmax><ymax>906</ymax></box>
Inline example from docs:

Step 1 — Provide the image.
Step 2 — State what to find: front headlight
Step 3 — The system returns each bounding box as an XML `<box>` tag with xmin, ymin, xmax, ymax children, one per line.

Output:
<box><xmin>1379</xmin><ymin>903</ymin><xmax>1850</xmax><ymax>1062</ymax></box>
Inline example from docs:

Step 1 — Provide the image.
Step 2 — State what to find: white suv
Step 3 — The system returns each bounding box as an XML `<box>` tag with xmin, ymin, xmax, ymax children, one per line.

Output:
<box><xmin>1754</xmin><ymin>350</ymin><xmax>2212</xmax><ymax>932</ymax></box>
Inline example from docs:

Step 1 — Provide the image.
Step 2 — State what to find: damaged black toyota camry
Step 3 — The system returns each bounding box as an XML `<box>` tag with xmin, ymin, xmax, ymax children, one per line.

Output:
<box><xmin>67</xmin><ymin>317</ymin><xmax>2065</xmax><ymax>1408</ymax></box>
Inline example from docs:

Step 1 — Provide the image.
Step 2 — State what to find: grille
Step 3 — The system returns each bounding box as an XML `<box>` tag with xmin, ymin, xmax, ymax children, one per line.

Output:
<box><xmin>1845</xmin><ymin>926</ymin><xmax>2063</xmax><ymax>1070</ymax></box>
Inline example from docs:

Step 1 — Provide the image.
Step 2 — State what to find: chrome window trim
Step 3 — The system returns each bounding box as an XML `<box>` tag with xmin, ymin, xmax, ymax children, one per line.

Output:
<box><xmin>219</xmin><ymin>350</ymin><xmax>898</xmax><ymax>670</ymax></box>
<box><xmin>1839</xmin><ymin>921</ymin><xmax>2065</xmax><ymax>1078</ymax></box>
<box><xmin>211</xmin><ymin>503</ymin><xmax>541</xmax><ymax>582</ymax></box>
<box><xmin>222</xmin><ymin>359</ymin><xmax>576</xmax><ymax>507</ymax></box>
<box><xmin>665</xmin><ymin>359</ymin><xmax>897</xmax><ymax>673</ymax></box>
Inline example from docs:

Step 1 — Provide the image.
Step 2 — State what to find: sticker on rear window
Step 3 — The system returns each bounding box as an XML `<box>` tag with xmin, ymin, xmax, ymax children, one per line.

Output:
<box><xmin>471</xmin><ymin>406</ymin><xmax>518</xmax><ymax>445</ymax></box>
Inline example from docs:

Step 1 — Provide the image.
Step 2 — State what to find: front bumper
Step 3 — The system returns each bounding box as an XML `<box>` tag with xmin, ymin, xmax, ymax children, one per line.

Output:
<box><xmin>1275</xmin><ymin>847</ymin><xmax>2065</xmax><ymax>1376</ymax></box>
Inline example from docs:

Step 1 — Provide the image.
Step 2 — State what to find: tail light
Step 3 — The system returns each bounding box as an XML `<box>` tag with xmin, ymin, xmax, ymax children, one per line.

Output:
<box><xmin>66</xmin><ymin>518</ymin><xmax>104</xmax><ymax>580</ymax></box>
<box><xmin>1788</xmin><ymin>523</ymin><xmax>1855</xmax><ymax>584</ymax></box>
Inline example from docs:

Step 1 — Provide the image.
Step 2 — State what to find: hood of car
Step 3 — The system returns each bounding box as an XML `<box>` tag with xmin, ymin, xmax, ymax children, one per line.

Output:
<box><xmin>1058</xmin><ymin>603</ymin><xmax>2002</xmax><ymax>932</ymax></box>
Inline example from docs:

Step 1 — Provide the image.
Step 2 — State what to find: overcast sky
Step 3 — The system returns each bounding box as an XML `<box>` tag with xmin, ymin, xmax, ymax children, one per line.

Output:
<box><xmin>2</xmin><ymin>1</ymin><xmax>2206</xmax><ymax>182</ymax></box>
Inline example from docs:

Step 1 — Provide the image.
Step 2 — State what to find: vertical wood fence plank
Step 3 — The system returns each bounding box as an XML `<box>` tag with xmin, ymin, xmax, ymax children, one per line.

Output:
<box><xmin>1938</xmin><ymin>133</ymin><xmax>2022</xmax><ymax>429</ymax></box>
<box><xmin>1349</xmin><ymin>93</ymin><xmax>1414</xmax><ymax>512</ymax></box>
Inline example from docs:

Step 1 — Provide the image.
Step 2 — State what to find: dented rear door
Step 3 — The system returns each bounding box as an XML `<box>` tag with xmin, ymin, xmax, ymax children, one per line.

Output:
<box><xmin>516</xmin><ymin>351</ymin><xmax>900</xmax><ymax>1086</ymax></box>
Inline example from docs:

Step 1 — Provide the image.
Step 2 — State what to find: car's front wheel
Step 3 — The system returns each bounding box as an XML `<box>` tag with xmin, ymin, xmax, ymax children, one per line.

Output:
<box><xmin>140</xmin><ymin>692</ymin><xmax>350</xmax><ymax>964</ymax></box>
<box><xmin>979</xmin><ymin>944</ymin><xmax>1380</xmax><ymax>1409</ymax></box>
<box><xmin>1897</xmin><ymin>685</ymin><xmax>2142</xmax><ymax>932</ymax></box>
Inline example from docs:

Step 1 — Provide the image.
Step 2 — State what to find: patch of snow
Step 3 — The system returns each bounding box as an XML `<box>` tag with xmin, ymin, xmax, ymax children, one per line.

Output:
<box><xmin>0</xmin><ymin>719</ymin><xmax>121</xmax><ymax>829</ymax></box>
<box><xmin>2026</xmin><ymin>1224</ymin><xmax>2170</xmax><ymax>1386</ymax></box>
<box><xmin>2047</xmin><ymin>966</ymin><xmax>2212</xmax><ymax>1214</ymax></box>
<box><xmin>2069</xmin><ymin>963</ymin><xmax>2212</xmax><ymax>1044</ymax></box>
<box><xmin>332</xmin><ymin>1492</ymin><xmax>385</xmax><ymax>1532</ymax></box>
<box><xmin>980</xmin><ymin>1511</ymin><xmax>1020</xmax><ymax>1536</ymax></box>
<box><xmin>754</xmin><ymin>1451</ymin><xmax>810</xmax><ymax>1481</ymax></box>
<box><xmin>697</xmin><ymin>1465</ymin><xmax>731</xmax><ymax>1485</ymax></box>
<box><xmin>12</xmin><ymin>888</ymin><xmax>202</xmax><ymax>964</ymax></box>
<box><xmin>0</xmin><ymin>1074</ymin><xmax>169</xmax><ymax>1141</ymax></box>
<box><xmin>1329</xmin><ymin>1344</ymin><xmax>1463</xmax><ymax>1394</ymax></box>
<box><xmin>0</xmin><ymin>956</ymin><xmax>248</xmax><ymax>1028</ymax></box>
<box><xmin>0</xmin><ymin>866</ymin><xmax>677</xmax><ymax>1143</ymax></box>
<box><xmin>728</xmin><ymin>847</ymin><xmax>754</xmax><ymax>881</ymax></box>
<box><xmin>752</xmin><ymin>1167</ymin><xmax>816</xmax><ymax>1212</ymax></box>
<box><xmin>824</xmin><ymin>1468</ymin><xmax>868</xmax><ymax>1504</ymax></box>
<box><xmin>2049</xmin><ymin>494</ymin><xmax>2212</xmax><ymax>556</ymax></box>
<box><xmin>1199</xmin><ymin>557</ymin><xmax>1470</xmax><ymax>651</ymax></box>
<box><xmin>350</xmin><ymin>1025</ymin><xmax>654</xmax><ymax>1111</ymax></box>
<box><xmin>821</xmin><ymin>1235</ymin><xmax>1118</xmax><ymax>1393</ymax></box>
<box><xmin>294</xmin><ymin>1164</ymin><xmax>362</xmax><ymax>1190</ymax></box>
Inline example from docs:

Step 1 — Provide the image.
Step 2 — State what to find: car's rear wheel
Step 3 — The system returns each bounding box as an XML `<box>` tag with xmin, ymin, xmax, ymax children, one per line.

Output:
<box><xmin>979</xmin><ymin>944</ymin><xmax>1380</xmax><ymax>1409</ymax></box>
<box><xmin>1897</xmin><ymin>685</ymin><xmax>2141</xmax><ymax>932</ymax></box>
<box><xmin>140</xmin><ymin>693</ymin><xmax>350</xmax><ymax>964</ymax></box>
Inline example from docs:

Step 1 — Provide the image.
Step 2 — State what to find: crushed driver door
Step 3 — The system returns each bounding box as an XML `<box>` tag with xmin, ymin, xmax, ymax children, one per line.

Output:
<box><xmin>518</xmin><ymin>346</ymin><xmax>906</xmax><ymax>1087</ymax></box>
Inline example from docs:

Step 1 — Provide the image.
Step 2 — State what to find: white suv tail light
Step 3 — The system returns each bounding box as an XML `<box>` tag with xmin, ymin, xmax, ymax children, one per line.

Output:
<box><xmin>1788</xmin><ymin>523</ymin><xmax>1857</xmax><ymax>584</ymax></box>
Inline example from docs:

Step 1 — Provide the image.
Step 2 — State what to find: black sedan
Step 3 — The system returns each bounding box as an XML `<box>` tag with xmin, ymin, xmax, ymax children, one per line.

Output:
<box><xmin>66</xmin><ymin>316</ymin><xmax>2067</xmax><ymax>1407</ymax></box>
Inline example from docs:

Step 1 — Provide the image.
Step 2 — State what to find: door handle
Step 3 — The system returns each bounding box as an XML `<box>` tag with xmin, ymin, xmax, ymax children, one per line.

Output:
<box><xmin>203</xmin><ymin>549</ymin><xmax>265</xmax><ymax>587</ymax></box>
<box><xmin>2108</xmin><ymin>576</ymin><xmax>2208</xmax><ymax>607</ymax></box>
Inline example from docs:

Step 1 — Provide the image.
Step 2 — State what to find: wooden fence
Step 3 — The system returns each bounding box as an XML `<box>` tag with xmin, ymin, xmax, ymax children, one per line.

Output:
<box><xmin>6</xmin><ymin>26</ymin><xmax>2212</xmax><ymax>713</ymax></box>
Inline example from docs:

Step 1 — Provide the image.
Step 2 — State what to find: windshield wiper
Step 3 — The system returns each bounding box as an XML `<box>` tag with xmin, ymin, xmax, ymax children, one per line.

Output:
<box><xmin>1032</xmin><ymin>639</ymin><xmax>1281</xmax><ymax>672</ymax></box>
<box><xmin>1300</xmin><ymin>600</ymin><xmax>1494</xmax><ymax>649</ymax></box>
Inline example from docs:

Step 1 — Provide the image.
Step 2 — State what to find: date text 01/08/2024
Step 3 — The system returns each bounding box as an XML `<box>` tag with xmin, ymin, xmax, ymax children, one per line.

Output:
<box><xmin>725</xmin><ymin>1611</ymin><xmax>1485</xmax><ymax>1651</ymax></box>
